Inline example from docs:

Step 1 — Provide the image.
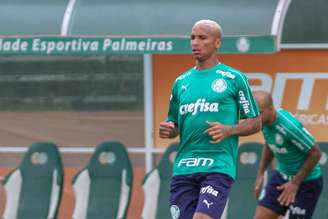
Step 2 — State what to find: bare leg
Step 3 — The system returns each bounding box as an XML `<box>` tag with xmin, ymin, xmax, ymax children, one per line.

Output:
<box><xmin>253</xmin><ymin>206</ymin><xmax>282</xmax><ymax>219</ymax></box>
<box><xmin>193</xmin><ymin>212</ymin><xmax>213</xmax><ymax>219</ymax></box>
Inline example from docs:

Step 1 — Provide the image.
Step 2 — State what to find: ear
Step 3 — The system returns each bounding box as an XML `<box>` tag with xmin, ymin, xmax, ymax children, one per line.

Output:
<box><xmin>269</xmin><ymin>105</ymin><xmax>275</xmax><ymax>115</ymax></box>
<box><xmin>215</xmin><ymin>38</ymin><xmax>221</xmax><ymax>49</ymax></box>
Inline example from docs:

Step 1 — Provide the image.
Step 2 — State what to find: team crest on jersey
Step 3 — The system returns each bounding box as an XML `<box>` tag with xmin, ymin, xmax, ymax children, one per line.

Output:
<box><xmin>275</xmin><ymin>133</ymin><xmax>284</xmax><ymax>145</ymax></box>
<box><xmin>211</xmin><ymin>78</ymin><xmax>227</xmax><ymax>93</ymax></box>
<box><xmin>170</xmin><ymin>205</ymin><xmax>180</xmax><ymax>219</ymax></box>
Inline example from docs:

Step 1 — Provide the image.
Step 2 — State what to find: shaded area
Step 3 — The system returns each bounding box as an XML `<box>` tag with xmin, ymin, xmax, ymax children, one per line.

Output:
<box><xmin>0</xmin><ymin>56</ymin><xmax>144</xmax><ymax>111</ymax></box>
<box><xmin>282</xmin><ymin>0</ymin><xmax>328</xmax><ymax>43</ymax></box>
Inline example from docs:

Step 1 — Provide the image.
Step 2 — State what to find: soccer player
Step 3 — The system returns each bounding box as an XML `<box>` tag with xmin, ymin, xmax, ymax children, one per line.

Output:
<box><xmin>159</xmin><ymin>19</ymin><xmax>262</xmax><ymax>219</ymax></box>
<box><xmin>253</xmin><ymin>91</ymin><xmax>323</xmax><ymax>219</ymax></box>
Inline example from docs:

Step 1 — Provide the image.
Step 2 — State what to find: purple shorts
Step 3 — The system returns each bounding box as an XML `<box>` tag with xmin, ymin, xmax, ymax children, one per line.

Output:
<box><xmin>258</xmin><ymin>170</ymin><xmax>323</xmax><ymax>219</ymax></box>
<box><xmin>169</xmin><ymin>172</ymin><xmax>234</xmax><ymax>219</ymax></box>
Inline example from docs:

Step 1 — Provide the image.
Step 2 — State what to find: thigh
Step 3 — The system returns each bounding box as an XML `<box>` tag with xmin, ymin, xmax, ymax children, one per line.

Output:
<box><xmin>195</xmin><ymin>173</ymin><xmax>233</xmax><ymax>219</ymax></box>
<box><xmin>170</xmin><ymin>174</ymin><xmax>200</xmax><ymax>219</ymax></box>
<box><xmin>253</xmin><ymin>205</ymin><xmax>282</xmax><ymax>219</ymax></box>
<box><xmin>288</xmin><ymin>177</ymin><xmax>323</xmax><ymax>219</ymax></box>
<box><xmin>258</xmin><ymin>171</ymin><xmax>289</xmax><ymax>216</ymax></box>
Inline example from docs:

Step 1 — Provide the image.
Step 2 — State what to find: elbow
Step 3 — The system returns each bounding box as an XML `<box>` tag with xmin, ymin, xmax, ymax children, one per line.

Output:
<box><xmin>311</xmin><ymin>144</ymin><xmax>322</xmax><ymax>162</ymax></box>
<box><xmin>254</xmin><ymin>116</ymin><xmax>262</xmax><ymax>133</ymax></box>
<box><xmin>316</xmin><ymin>148</ymin><xmax>322</xmax><ymax>162</ymax></box>
<box><xmin>247</xmin><ymin>117</ymin><xmax>262</xmax><ymax>135</ymax></box>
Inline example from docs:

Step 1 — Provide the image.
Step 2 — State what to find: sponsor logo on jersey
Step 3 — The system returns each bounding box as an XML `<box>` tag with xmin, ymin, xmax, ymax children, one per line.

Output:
<box><xmin>200</xmin><ymin>185</ymin><xmax>219</xmax><ymax>197</ymax></box>
<box><xmin>179</xmin><ymin>98</ymin><xmax>219</xmax><ymax>116</ymax></box>
<box><xmin>268</xmin><ymin>144</ymin><xmax>288</xmax><ymax>154</ymax></box>
<box><xmin>291</xmin><ymin>139</ymin><xmax>304</xmax><ymax>151</ymax></box>
<box><xmin>177</xmin><ymin>157</ymin><xmax>214</xmax><ymax>167</ymax></box>
<box><xmin>181</xmin><ymin>84</ymin><xmax>188</xmax><ymax>92</ymax></box>
<box><xmin>216</xmin><ymin>69</ymin><xmax>236</xmax><ymax>79</ymax></box>
<box><xmin>275</xmin><ymin>133</ymin><xmax>284</xmax><ymax>145</ymax></box>
<box><xmin>203</xmin><ymin>199</ymin><xmax>214</xmax><ymax>209</ymax></box>
<box><xmin>239</xmin><ymin>90</ymin><xmax>250</xmax><ymax>114</ymax></box>
<box><xmin>289</xmin><ymin>205</ymin><xmax>306</xmax><ymax>216</ymax></box>
<box><xmin>275</xmin><ymin>124</ymin><xmax>287</xmax><ymax>135</ymax></box>
<box><xmin>211</xmin><ymin>78</ymin><xmax>227</xmax><ymax>93</ymax></box>
<box><xmin>176</xmin><ymin>71</ymin><xmax>191</xmax><ymax>81</ymax></box>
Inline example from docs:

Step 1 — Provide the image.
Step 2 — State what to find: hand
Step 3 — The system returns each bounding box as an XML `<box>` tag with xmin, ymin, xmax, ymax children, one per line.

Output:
<box><xmin>254</xmin><ymin>175</ymin><xmax>264</xmax><ymax>199</ymax></box>
<box><xmin>276</xmin><ymin>181</ymin><xmax>299</xmax><ymax>206</ymax></box>
<box><xmin>203</xmin><ymin>121</ymin><xmax>232</xmax><ymax>144</ymax></box>
<box><xmin>159</xmin><ymin>121</ymin><xmax>178</xmax><ymax>139</ymax></box>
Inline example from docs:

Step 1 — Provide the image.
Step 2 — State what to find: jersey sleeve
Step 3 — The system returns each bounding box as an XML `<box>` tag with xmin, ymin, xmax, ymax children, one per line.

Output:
<box><xmin>280</xmin><ymin>111</ymin><xmax>316</xmax><ymax>153</ymax></box>
<box><xmin>166</xmin><ymin>80</ymin><xmax>179</xmax><ymax>124</ymax></box>
<box><xmin>235</xmin><ymin>72</ymin><xmax>260</xmax><ymax>119</ymax></box>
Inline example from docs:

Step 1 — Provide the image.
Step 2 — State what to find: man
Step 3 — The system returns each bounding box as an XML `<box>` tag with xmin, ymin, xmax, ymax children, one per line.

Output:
<box><xmin>253</xmin><ymin>91</ymin><xmax>323</xmax><ymax>219</ymax></box>
<box><xmin>159</xmin><ymin>19</ymin><xmax>261</xmax><ymax>219</ymax></box>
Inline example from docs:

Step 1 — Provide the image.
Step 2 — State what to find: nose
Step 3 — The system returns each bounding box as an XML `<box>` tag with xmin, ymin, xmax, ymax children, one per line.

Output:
<box><xmin>191</xmin><ymin>38</ymin><xmax>199</xmax><ymax>47</ymax></box>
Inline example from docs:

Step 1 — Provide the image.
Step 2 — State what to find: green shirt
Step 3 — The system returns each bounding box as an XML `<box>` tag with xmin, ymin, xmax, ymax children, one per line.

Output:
<box><xmin>262</xmin><ymin>108</ymin><xmax>321</xmax><ymax>181</ymax></box>
<box><xmin>167</xmin><ymin>63</ymin><xmax>259</xmax><ymax>179</ymax></box>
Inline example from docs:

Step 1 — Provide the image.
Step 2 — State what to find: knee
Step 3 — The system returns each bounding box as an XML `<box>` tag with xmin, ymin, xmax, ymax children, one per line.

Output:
<box><xmin>193</xmin><ymin>212</ymin><xmax>213</xmax><ymax>219</ymax></box>
<box><xmin>253</xmin><ymin>210</ymin><xmax>265</xmax><ymax>219</ymax></box>
<box><xmin>253</xmin><ymin>212</ymin><xmax>269</xmax><ymax>219</ymax></box>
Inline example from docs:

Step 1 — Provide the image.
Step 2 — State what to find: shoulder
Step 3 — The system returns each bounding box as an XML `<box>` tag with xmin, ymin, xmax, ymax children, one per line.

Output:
<box><xmin>277</xmin><ymin>109</ymin><xmax>315</xmax><ymax>145</ymax></box>
<box><xmin>170</xmin><ymin>68</ymin><xmax>193</xmax><ymax>90</ymax></box>
<box><xmin>277</xmin><ymin>109</ymin><xmax>298</xmax><ymax>122</ymax></box>
<box><xmin>175</xmin><ymin>68</ymin><xmax>194</xmax><ymax>82</ymax></box>
<box><xmin>277</xmin><ymin>108</ymin><xmax>303</xmax><ymax>129</ymax></box>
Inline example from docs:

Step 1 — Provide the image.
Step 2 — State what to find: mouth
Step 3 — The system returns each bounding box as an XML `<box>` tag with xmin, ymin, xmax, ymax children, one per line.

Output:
<box><xmin>192</xmin><ymin>49</ymin><xmax>201</xmax><ymax>55</ymax></box>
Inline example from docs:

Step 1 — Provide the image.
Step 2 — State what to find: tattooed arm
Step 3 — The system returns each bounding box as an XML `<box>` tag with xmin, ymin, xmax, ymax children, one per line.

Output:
<box><xmin>204</xmin><ymin>116</ymin><xmax>261</xmax><ymax>144</ymax></box>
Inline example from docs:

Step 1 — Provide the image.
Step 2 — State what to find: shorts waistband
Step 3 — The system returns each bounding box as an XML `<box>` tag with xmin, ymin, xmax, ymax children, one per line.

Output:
<box><xmin>278</xmin><ymin>171</ymin><xmax>294</xmax><ymax>181</ymax></box>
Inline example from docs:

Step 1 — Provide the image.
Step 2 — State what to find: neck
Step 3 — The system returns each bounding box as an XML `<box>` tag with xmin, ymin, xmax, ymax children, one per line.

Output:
<box><xmin>267</xmin><ymin>109</ymin><xmax>277</xmax><ymax>126</ymax></box>
<box><xmin>195</xmin><ymin>54</ymin><xmax>219</xmax><ymax>70</ymax></box>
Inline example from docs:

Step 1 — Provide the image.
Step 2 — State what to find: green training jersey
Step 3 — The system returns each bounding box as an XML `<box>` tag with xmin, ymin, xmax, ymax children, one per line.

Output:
<box><xmin>167</xmin><ymin>63</ymin><xmax>259</xmax><ymax>179</ymax></box>
<box><xmin>262</xmin><ymin>108</ymin><xmax>321</xmax><ymax>181</ymax></box>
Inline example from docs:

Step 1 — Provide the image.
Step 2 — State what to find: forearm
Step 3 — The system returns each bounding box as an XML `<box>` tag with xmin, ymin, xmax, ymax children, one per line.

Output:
<box><xmin>169</xmin><ymin>126</ymin><xmax>179</xmax><ymax>138</ymax></box>
<box><xmin>167</xmin><ymin>122</ymin><xmax>179</xmax><ymax>138</ymax></box>
<box><xmin>257</xmin><ymin>144</ymin><xmax>274</xmax><ymax>177</ymax></box>
<box><xmin>292</xmin><ymin>144</ymin><xmax>321</xmax><ymax>185</ymax></box>
<box><xmin>159</xmin><ymin>121</ymin><xmax>179</xmax><ymax>139</ymax></box>
<box><xmin>230</xmin><ymin>116</ymin><xmax>261</xmax><ymax>136</ymax></box>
